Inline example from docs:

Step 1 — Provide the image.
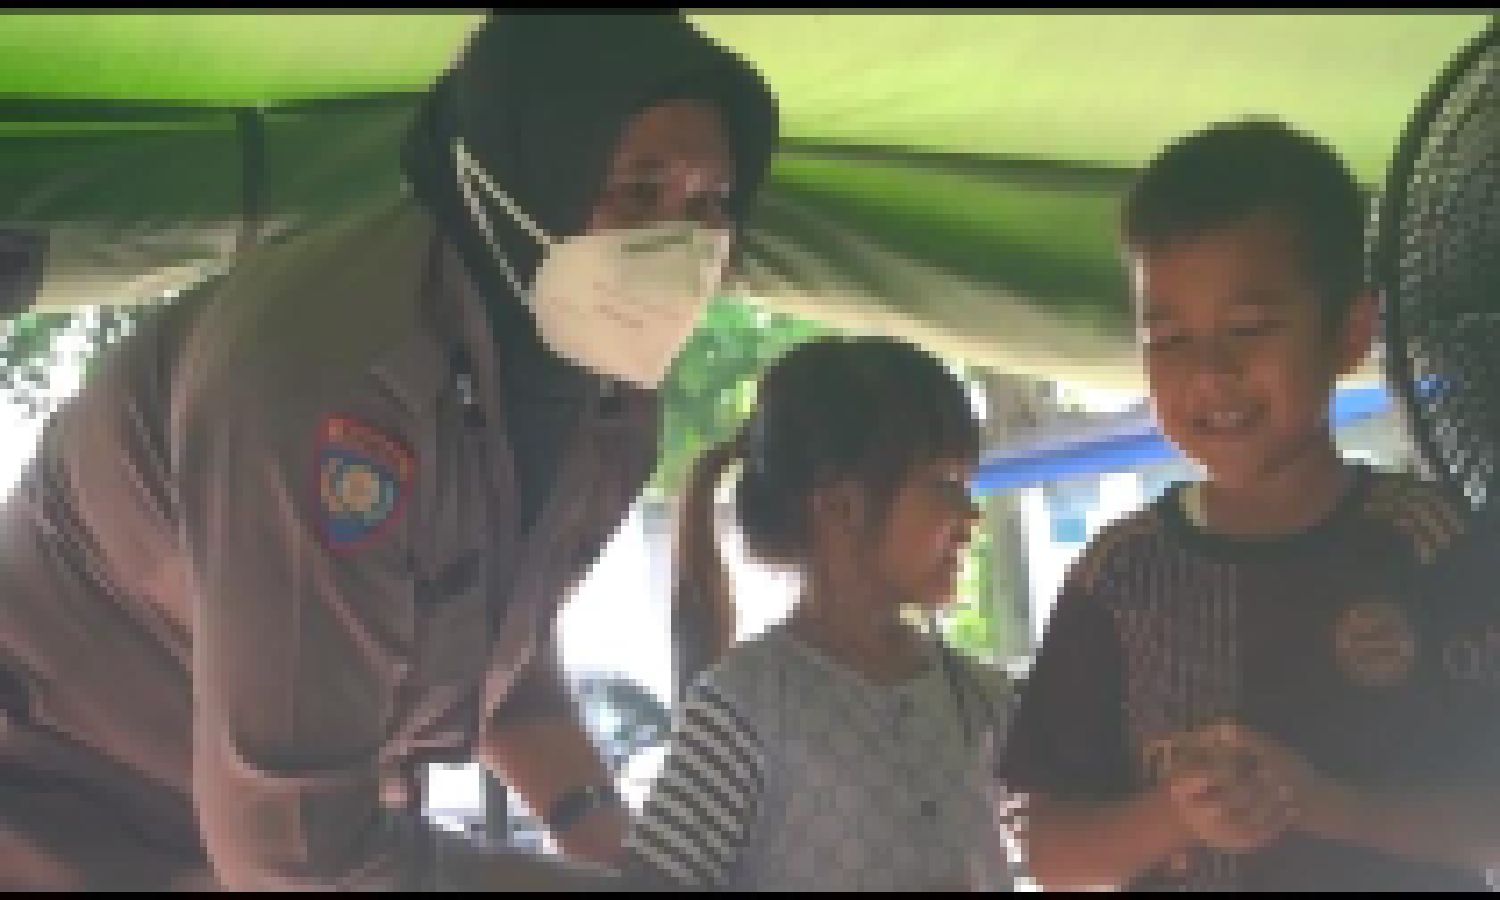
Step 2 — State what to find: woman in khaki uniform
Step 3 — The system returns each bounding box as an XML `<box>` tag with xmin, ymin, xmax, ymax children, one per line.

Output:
<box><xmin>0</xmin><ymin>13</ymin><xmax>776</xmax><ymax>890</ymax></box>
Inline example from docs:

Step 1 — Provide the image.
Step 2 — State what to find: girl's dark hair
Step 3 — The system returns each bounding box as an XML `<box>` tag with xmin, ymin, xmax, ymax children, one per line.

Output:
<box><xmin>672</xmin><ymin>336</ymin><xmax>980</xmax><ymax>689</ymax></box>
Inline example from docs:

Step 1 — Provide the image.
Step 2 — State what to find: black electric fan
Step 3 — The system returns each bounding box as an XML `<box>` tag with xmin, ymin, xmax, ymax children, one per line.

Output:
<box><xmin>1376</xmin><ymin>18</ymin><xmax>1500</xmax><ymax>510</ymax></box>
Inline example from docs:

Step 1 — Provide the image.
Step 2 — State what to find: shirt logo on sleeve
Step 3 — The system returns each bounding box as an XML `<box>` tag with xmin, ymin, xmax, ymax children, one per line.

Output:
<box><xmin>1333</xmin><ymin>600</ymin><xmax>1416</xmax><ymax>688</ymax></box>
<box><xmin>316</xmin><ymin>415</ymin><xmax>414</xmax><ymax>552</ymax></box>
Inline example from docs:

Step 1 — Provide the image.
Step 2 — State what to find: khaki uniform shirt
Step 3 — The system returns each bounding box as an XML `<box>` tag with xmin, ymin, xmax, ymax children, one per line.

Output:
<box><xmin>0</xmin><ymin>198</ymin><xmax>658</xmax><ymax>889</ymax></box>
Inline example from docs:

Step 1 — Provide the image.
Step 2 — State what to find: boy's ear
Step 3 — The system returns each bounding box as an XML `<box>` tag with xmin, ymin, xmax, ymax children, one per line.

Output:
<box><xmin>1337</xmin><ymin>290</ymin><xmax>1379</xmax><ymax>379</ymax></box>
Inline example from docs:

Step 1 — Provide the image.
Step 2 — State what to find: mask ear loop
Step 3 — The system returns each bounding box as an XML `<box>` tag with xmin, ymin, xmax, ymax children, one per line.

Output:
<box><xmin>452</xmin><ymin>139</ymin><xmax>553</xmax><ymax>297</ymax></box>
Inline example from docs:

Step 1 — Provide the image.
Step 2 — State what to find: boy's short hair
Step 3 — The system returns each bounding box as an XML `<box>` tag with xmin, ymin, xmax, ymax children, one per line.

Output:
<box><xmin>1122</xmin><ymin>118</ymin><xmax>1368</xmax><ymax>322</ymax></box>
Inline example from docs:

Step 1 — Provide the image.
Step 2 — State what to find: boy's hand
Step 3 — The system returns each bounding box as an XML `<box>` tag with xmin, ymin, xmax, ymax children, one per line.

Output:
<box><xmin>1214</xmin><ymin>723</ymin><xmax>1360</xmax><ymax>840</ymax></box>
<box><xmin>1161</xmin><ymin>722</ymin><xmax>1297</xmax><ymax>853</ymax></box>
<box><xmin>1165</xmin><ymin>767</ymin><xmax>1292</xmax><ymax>853</ymax></box>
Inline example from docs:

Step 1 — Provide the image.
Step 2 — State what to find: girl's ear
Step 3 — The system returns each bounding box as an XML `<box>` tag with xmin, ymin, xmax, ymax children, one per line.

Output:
<box><xmin>816</xmin><ymin>479</ymin><xmax>870</xmax><ymax>529</ymax></box>
<box><xmin>809</xmin><ymin>478</ymin><xmax>873</xmax><ymax>551</ymax></box>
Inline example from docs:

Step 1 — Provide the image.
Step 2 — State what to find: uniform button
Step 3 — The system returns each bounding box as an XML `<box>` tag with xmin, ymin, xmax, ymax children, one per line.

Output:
<box><xmin>919</xmin><ymin>799</ymin><xmax>938</xmax><ymax>819</ymax></box>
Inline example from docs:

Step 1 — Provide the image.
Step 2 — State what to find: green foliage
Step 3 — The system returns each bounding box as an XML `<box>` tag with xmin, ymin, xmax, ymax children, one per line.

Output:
<box><xmin>0</xmin><ymin>306</ymin><xmax>142</xmax><ymax>417</ymax></box>
<box><xmin>653</xmin><ymin>295</ymin><xmax>827</xmax><ymax>497</ymax></box>
<box><xmin>945</xmin><ymin>495</ymin><xmax>1006</xmax><ymax>661</ymax></box>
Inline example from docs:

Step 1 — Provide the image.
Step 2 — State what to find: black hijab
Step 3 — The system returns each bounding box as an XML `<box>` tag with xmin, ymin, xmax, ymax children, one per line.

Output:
<box><xmin>401</xmin><ymin>12</ymin><xmax>777</xmax><ymax>525</ymax></box>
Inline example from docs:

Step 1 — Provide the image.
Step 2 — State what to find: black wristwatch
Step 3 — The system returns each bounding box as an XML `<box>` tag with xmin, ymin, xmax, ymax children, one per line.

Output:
<box><xmin>545</xmin><ymin>783</ymin><xmax>621</xmax><ymax>833</ymax></box>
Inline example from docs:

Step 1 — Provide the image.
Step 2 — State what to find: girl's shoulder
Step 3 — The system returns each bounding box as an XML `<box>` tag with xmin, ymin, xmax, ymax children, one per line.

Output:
<box><xmin>691</xmin><ymin>624</ymin><xmax>816</xmax><ymax>729</ymax></box>
<box><xmin>934</xmin><ymin>642</ymin><xmax>1016</xmax><ymax>730</ymax></box>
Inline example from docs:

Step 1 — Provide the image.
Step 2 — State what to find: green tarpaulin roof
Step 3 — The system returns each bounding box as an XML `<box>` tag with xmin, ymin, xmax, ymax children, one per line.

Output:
<box><xmin>0</xmin><ymin>12</ymin><xmax>1487</xmax><ymax>386</ymax></box>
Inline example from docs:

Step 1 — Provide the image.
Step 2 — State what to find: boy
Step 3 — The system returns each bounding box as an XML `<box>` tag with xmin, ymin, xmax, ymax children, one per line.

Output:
<box><xmin>999</xmin><ymin>118</ymin><xmax>1500</xmax><ymax>891</ymax></box>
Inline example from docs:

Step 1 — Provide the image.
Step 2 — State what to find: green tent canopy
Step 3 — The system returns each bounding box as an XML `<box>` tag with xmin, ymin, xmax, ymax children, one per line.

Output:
<box><xmin>0</xmin><ymin>12</ymin><xmax>1487</xmax><ymax>387</ymax></box>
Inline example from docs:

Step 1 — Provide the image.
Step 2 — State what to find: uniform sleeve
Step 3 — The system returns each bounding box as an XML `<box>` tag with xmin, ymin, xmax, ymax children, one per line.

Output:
<box><xmin>623</xmin><ymin>678</ymin><xmax>766</xmax><ymax>889</ymax></box>
<box><xmin>177</xmin><ymin>369</ymin><xmax>437</xmax><ymax>890</ymax></box>
<box><xmin>997</xmin><ymin>576</ymin><xmax>1134</xmax><ymax>802</ymax></box>
<box><xmin>488</xmin><ymin>631</ymin><xmax>576</xmax><ymax>723</ymax></box>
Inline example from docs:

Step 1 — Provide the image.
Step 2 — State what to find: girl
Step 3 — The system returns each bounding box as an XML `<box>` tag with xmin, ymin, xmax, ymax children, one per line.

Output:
<box><xmin>624</xmin><ymin>336</ymin><xmax>1013</xmax><ymax>891</ymax></box>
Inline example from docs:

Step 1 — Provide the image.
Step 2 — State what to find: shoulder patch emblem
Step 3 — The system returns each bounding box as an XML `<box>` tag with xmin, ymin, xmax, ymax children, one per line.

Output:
<box><xmin>315</xmin><ymin>415</ymin><xmax>414</xmax><ymax>552</ymax></box>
